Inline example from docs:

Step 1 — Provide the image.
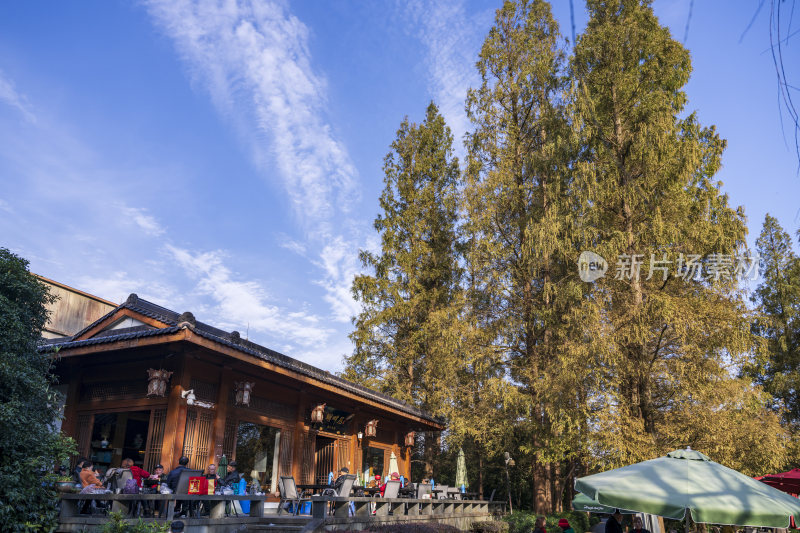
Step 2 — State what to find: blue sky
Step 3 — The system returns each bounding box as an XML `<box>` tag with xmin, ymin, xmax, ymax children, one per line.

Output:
<box><xmin>1</xmin><ymin>0</ymin><xmax>798</xmax><ymax>372</ymax></box>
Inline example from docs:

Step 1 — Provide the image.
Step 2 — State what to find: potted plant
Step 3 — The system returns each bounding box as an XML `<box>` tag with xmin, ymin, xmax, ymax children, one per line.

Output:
<box><xmin>55</xmin><ymin>476</ymin><xmax>77</xmax><ymax>493</ymax></box>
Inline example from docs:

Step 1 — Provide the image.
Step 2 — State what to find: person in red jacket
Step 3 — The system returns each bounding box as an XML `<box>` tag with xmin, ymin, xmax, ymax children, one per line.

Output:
<box><xmin>121</xmin><ymin>458</ymin><xmax>150</xmax><ymax>487</ymax></box>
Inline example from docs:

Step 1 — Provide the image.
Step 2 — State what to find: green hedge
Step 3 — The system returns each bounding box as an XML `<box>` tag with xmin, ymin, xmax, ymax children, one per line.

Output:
<box><xmin>340</xmin><ymin>524</ymin><xmax>463</xmax><ymax>533</ymax></box>
<box><xmin>503</xmin><ymin>511</ymin><xmax>593</xmax><ymax>533</ymax></box>
<box><xmin>472</xmin><ymin>520</ymin><xmax>510</xmax><ymax>532</ymax></box>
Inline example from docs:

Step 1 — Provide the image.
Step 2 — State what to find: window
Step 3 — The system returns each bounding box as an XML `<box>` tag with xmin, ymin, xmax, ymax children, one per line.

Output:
<box><xmin>362</xmin><ymin>446</ymin><xmax>385</xmax><ymax>485</ymax></box>
<box><xmin>235</xmin><ymin>422</ymin><xmax>281</xmax><ymax>493</ymax></box>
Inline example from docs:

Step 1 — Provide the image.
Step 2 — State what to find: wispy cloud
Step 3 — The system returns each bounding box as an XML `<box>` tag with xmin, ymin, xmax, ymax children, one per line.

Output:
<box><xmin>315</xmin><ymin>235</ymin><xmax>362</xmax><ymax>323</ymax></box>
<box><xmin>166</xmin><ymin>244</ymin><xmax>334</xmax><ymax>347</ymax></box>
<box><xmin>144</xmin><ymin>0</ymin><xmax>358</xmax><ymax>238</ymax></box>
<box><xmin>0</xmin><ymin>70</ymin><xmax>36</xmax><ymax>123</ymax></box>
<box><xmin>120</xmin><ymin>205</ymin><xmax>166</xmax><ymax>237</ymax></box>
<box><xmin>403</xmin><ymin>0</ymin><xmax>491</xmax><ymax>149</ymax></box>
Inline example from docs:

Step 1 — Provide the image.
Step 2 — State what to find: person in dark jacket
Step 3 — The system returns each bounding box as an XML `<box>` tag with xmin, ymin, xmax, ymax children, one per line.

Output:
<box><xmin>166</xmin><ymin>456</ymin><xmax>190</xmax><ymax>492</ymax></box>
<box><xmin>605</xmin><ymin>510</ymin><xmax>624</xmax><ymax>533</ymax></box>
<box><xmin>533</xmin><ymin>516</ymin><xmax>547</xmax><ymax>533</ymax></box>
<box><xmin>221</xmin><ymin>460</ymin><xmax>241</xmax><ymax>487</ymax></box>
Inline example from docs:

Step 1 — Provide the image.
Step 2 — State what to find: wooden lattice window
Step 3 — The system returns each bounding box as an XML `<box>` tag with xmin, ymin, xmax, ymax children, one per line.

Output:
<box><xmin>222</xmin><ymin>417</ymin><xmax>237</xmax><ymax>461</ymax></box>
<box><xmin>229</xmin><ymin>390</ymin><xmax>294</xmax><ymax>421</ymax></box>
<box><xmin>74</xmin><ymin>413</ymin><xmax>92</xmax><ymax>468</ymax></box>
<box><xmin>337</xmin><ymin>439</ymin><xmax>350</xmax><ymax>473</ymax></box>
<box><xmin>144</xmin><ymin>409</ymin><xmax>167</xmax><ymax>472</ymax></box>
<box><xmin>189</xmin><ymin>378</ymin><xmax>218</xmax><ymax>403</ymax></box>
<box><xmin>278</xmin><ymin>429</ymin><xmax>293</xmax><ymax>479</ymax></box>
<box><xmin>182</xmin><ymin>408</ymin><xmax>214</xmax><ymax>470</ymax></box>
<box><xmin>80</xmin><ymin>381</ymin><xmax>142</xmax><ymax>402</ymax></box>
<box><xmin>301</xmin><ymin>433</ymin><xmax>315</xmax><ymax>484</ymax></box>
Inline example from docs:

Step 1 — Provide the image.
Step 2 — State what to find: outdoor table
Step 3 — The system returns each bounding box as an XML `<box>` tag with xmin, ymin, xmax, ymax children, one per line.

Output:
<box><xmin>431</xmin><ymin>488</ymin><xmax>445</xmax><ymax>499</ymax></box>
<box><xmin>355</xmin><ymin>486</ymin><xmax>380</xmax><ymax>497</ymax></box>
<box><xmin>297</xmin><ymin>483</ymin><xmax>334</xmax><ymax>496</ymax></box>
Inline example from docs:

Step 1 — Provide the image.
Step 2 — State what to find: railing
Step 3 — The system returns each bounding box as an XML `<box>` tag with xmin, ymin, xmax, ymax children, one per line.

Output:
<box><xmin>309</xmin><ymin>495</ymin><xmax>493</xmax><ymax>519</ymax></box>
<box><xmin>59</xmin><ymin>493</ymin><xmax>268</xmax><ymax>521</ymax></box>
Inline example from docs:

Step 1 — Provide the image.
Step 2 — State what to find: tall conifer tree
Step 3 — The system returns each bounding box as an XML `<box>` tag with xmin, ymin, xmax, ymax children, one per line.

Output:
<box><xmin>345</xmin><ymin>103</ymin><xmax>462</xmax><ymax>473</ymax></box>
<box><xmin>465</xmin><ymin>0</ymin><xmax>589</xmax><ymax>512</ymax></box>
<box><xmin>748</xmin><ymin>215</ymin><xmax>800</xmax><ymax>425</ymax></box>
<box><xmin>571</xmin><ymin>0</ymin><xmax>754</xmax><ymax>465</ymax></box>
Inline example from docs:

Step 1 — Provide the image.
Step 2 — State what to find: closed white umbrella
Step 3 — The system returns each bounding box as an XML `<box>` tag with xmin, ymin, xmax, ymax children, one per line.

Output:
<box><xmin>389</xmin><ymin>451</ymin><xmax>399</xmax><ymax>478</ymax></box>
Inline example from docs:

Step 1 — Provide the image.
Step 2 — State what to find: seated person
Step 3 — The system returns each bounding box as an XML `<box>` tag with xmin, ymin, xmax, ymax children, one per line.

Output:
<box><xmin>121</xmin><ymin>458</ymin><xmax>150</xmax><ymax>487</ymax></box>
<box><xmin>379</xmin><ymin>472</ymin><xmax>400</xmax><ymax>497</ymax></box>
<box><xmin>204</xmin><ymin>463</ymin><xmax>220</xmax><ymax>484</ymax></box>
<box><xmin>147</xmin><ymin>464</ymin><xmax>166</xmax><ymax>485</ymax></box>
<box><xmin>322</xmin><ymin>467</ymin><xmax>350</xmax><ymax>496</ymax></box>
<box><xmin>166</xmin><ymin>456</ymin><xmax>190</xmax><ymax>493</ymax></box>
<box><xmin>79</xmin><ymin>460</ymin><xmax>106</xmax><ymax>493</ymax></box>
<box><xmin>221</xmin><ymin>461</ymin><xmax>241</xmax><ymax>487</ymax></box>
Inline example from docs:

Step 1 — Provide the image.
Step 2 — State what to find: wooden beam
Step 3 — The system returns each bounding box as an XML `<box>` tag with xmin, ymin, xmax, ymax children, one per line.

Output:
<box><xmin>51</xmin><ymin>328</ymin><xmax>443</xmax><ymax>430</ymax></box>
<box><xmin>75</xmin><ymin>308</ymin><xmax>172</xmax><ymax>341</ymax></box>
<box><xmin>160</xmin><ymin>354</ymin><xmax>187</xmax><ymax>469</ymax></box>
<box><xmin>209</xmin><ymin>367</ymin><xmax>232</xmax><ymax>468</ymax></box>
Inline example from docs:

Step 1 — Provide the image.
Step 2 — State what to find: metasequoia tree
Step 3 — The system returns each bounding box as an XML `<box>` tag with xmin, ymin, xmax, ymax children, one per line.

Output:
<box><xmin>747</xmin><ymin>215</ymin><xmax>800</xmax><ymax>426</ymax></box>
<box><xmin>571</xmin><ymin>0</ymin><xmax>757</xmax><ymax>465</ymax></box>
<box><xmin>345</xmin><ymin>102</ymin><xmax>462</xmax><ymax>476</ymax></box>
<box><xmin>464</xmin><ymin>0</ymin><xmax>590</xmax><ymax>512</ymax></box>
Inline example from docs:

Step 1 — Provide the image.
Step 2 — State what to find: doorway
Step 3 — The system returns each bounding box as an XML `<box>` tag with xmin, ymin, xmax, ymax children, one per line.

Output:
<box><xmin>234</xmin><ymin>421</ymin><xmax>281</xmax><ymax>493</ymax></box>
<box><xmin>89</xmin><ymin>411</ymin><xmax>150</xmax><ymax>475</ymax></box>
<box><xmin>315</xmin><ymin>436</ymin><xmax>336</xmax><ymax>484</ymax></box>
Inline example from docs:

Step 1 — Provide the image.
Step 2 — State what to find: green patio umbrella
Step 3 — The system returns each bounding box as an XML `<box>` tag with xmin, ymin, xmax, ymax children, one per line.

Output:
<box><xmin>455</xmin><ymin>448</ymin><xmax>467</xmax><ymax>491</ymax></box>
<box><xmin>571</xmin><ymin>492</ymin><xmax>634</xmax><ymax>514</ymax></box>
<box><xmin>575</xmin><ymin>448</ymin><xmax>800</xmax><ymax>528</ymax></box>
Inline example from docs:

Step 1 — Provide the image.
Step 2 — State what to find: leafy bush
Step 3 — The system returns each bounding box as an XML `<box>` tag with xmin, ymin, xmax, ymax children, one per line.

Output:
<box><xmin>503</xmin><ymin>511</ymin><xmax>593</xmax><ymax>533</ymax></box>
<box><xmin>472</xmin><ymin>520</ymin><xmax>510</xmax><ymax>532</ymax></box>
<box><xmin>0</xmin><ymin>249</ymin><xmax>76</xmax><ymax>532</ymax></box>
<box><xmin>99</xmin><ymin>512</ymin><xmax>170</xmax><ymax>533</ymax></box>
<box><xmin>340</xmin><ymin>524</ymin><xmax>462</xmax><ymax>533</ymax></box>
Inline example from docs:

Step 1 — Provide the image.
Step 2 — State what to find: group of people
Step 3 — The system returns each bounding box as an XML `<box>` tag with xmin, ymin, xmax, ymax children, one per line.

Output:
<box><xmin>532</xmin><ymin>510</ymin><xmax>651</xmax><ymax>533</ymax></box>
<box><xmin>74</xmin><ymin>455</ymin><xmax>243</xmax><ymax>495</ymax></box>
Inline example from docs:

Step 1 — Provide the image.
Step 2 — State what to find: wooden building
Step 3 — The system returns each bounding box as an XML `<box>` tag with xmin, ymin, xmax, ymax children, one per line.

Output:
<box><xmin>40</xmin><ymin>293</ymin><xmax>442</xmax><ymax>495</ymax></box>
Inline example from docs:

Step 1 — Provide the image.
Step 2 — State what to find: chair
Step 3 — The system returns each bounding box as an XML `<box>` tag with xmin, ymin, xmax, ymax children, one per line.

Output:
<box><xmin>278</xmin><ymin>476</ymin><xmax>310</xmax><ymax>516</ymax></box>
<box><xmin>437</xmin><ymin>484</ymin><xmax>449</xmax><ymax>499</ymax></box>
<box><xmin>416</xmin><ymin>482</ymin><xmax>432</xmax><ymax>499</ymax></box>
<box><xmin>174</xmin><ymin>469</ymin><xmax>203</xmax><ymax>517</ymax></box>
<box><xmin>382</xmin><ymin>480</ymin><xmax>401</xmax><ymax>499</ymax></box>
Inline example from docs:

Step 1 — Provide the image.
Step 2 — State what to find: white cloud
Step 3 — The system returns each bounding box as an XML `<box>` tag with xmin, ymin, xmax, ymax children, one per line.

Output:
<box><xmin>144</xmin><ymin>0</ymin><xmax>358</xmax><ymax>239</ymax></box>
<box><xmin>166</xmin><ymin>244</ymin><xmax>334</xmax><ymax>347</ymax></box>
<box><xmin>0</xmin><ymin>70</ymin><xmax>36</xmax><ymax>123</ymax></box>
<box><xmin>314</xmin><ymin>235</ymin><xmax>362</xmax><ymax>323</ymax></box>
<box><xmin>403</xmin><ymin>0</ymin><xmax>492</xmax><ymax>151</ymax></box>
<box><xmin>120</xmin><ymin>205</ymin><xmax>166</xmax><ymax>236</ymax></box>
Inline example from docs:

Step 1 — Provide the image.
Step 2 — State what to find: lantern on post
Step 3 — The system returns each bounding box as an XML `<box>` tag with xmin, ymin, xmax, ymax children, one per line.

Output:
<box><xmin>404</xmin><ymin>431</ymin><xmax>416</xmax><ymax>447</ymax></box>
<box><xmin>311</xmin><ymin>403</ymin><xmax>326</xmax><ymax>425</ymax></box>
<box><xmin>365</xmin><ymin>419</ymin><xmax>379</xmax><ymax>438</ymax></box>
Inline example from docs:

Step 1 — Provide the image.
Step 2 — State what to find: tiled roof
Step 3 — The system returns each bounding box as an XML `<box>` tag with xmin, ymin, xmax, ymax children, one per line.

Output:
<box><xmin>40</xmin><ymin>294</ymin><xmax>442</xmax><ymax>426</ymax></box>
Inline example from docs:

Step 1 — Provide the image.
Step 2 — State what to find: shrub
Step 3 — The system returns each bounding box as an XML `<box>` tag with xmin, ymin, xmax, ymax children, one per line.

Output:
<box><xmin>472</xmin><ymin>520</ymin><xmax>510</xmax><ymax>532</ymax></box>
<box><xmin>503</xmin><ymin>511</ymin><xmax>593</xmax><ymax>533</ymax></box>
<box><xmin>99</xmin><ymin>512</ymin><xmax>170</xmax><ymax>533</ymax></box>
<box><xmin>340</xmin><ymin>524</ymin><xmax>463</xmax><ymax>533</ymax></box>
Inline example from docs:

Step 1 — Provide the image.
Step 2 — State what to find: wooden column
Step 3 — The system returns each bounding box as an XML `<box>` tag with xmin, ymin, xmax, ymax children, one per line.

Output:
<box><xmin>60</xmin><ymin>367</ymin><xmax>83</xmax><ymax>441</ymax></box>
<box><xmin>291</xmin><ymin>388</ymin><xmax>309</xmax><ymax>481</ymax></box>
<box><xmin>160</xmin><ymin>354</ymin><xmax>189</xmax><ymax>469</ymax></box>
<box><xmin>208</xmin><ymin>366</ymin><xmax>232</xmax><ymax>467</ymax></box>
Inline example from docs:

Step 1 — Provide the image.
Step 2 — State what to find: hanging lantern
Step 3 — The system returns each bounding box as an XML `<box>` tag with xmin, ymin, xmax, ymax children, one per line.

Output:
<box><xmin>365</xmin><ymin>419</ymin><xmax>379</xmax><ymax>437</ymax></box>
<box><xmin>311</xmin><ymin>403</ymin><xmax>326</xmax><ymax>424</ymax></box>
<box><xmin>146</xmin><ymin>368</ymin><xmax>173</xmax><ymax>397</ymax></box>
<box><xmin>404</xmin><ymin>431</ymin><xmax>416</xmax><ymax>447</ymax></box>
<box><xmin>234</xmin><ymin>381</ymin><xmax>255</xmax><ymax>407</ymax></box>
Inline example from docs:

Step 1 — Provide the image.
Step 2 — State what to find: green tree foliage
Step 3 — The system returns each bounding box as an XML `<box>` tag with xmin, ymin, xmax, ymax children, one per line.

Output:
<box><xmin>0</xmin><ymin>248</ymin><xmax>75</xmax><ymax>531</ymax></box>
<box><xmin>748</xmin><ymin>214</ymin><xmax>800</xmax><ymax>425</ymax></box>
<box><xmin>464</xmin><ymin>0</ymin><xmax>591</xmax><ymax>512</ymax></box>
<box><xmin>571</xmin><ymin>0</ymin><xmax>763</xmax><ymax>467</ymax></box>
<box><xmin>345</xmin><ymin>103</ymin><xmax>463</xmax><ymax>476</ymax></box>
